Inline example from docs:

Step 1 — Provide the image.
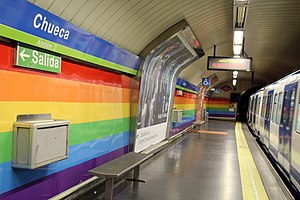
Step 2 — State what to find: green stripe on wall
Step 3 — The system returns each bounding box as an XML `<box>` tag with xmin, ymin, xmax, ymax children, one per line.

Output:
<box><xmin>0</xmin><ymin>131</ymin><xmax>12</xmax><ymax>164</ymax></box>
<box><xmin>206</xmin><ymin>108</ymin><xmax>231</xmax><ymax>112</ymax></box>
<box><xmin>183</xmin><ymin>110</ymin><xmax>196</xmax><ymax>118</ymax></box>
<box><xmin>176</xmin><ymin>86</ymin><xmax>198</xmax><ymax>94</ymax></box>
<box><xmin>0</xmin><ymin>24</ymin><xmax>137</xmax><ymax>75</ymax></box>
<box><xmin>69</xmin><ymin>117</ymin><xmax>130</xmax><ymax>146</ymax></box>
<box><xmin>0</xmin><ymin>118</ymin><xmax>130</xmax><ymax>164</ymax></box>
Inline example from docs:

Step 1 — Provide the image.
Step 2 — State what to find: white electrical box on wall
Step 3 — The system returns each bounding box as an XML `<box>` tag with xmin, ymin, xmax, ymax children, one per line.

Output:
<box><xmin>12</xmin><ymin>114</ymin><xmax>69</xmax><ymax>169</ymax></box>
<box><xmin>172</xmin><ymin>110</ymin><xmax>183</xmax><ymax>122</ymax></box>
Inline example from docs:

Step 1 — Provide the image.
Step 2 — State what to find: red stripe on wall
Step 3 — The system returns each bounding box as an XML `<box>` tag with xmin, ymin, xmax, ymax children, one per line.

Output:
<box><xmin>0</xmin><ymin>42</ymin><xmax>131</xmax><ymax>89</ymax></box>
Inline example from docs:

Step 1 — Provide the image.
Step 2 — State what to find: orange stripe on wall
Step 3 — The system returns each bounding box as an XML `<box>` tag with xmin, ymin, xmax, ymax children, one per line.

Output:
<box><xmin>0</xmin><ymin>70</ymin><xmax>130</xmax><ymax>103</ymax></box>
<box><xmin>206</xmin><ymin>101</ymin><xmax>230</xmax><ymax>105</ymax></box>
<box><xmin>174</xmin><ymin>96</ymin><xmax>196</xmax><ymax>104</ymax></box>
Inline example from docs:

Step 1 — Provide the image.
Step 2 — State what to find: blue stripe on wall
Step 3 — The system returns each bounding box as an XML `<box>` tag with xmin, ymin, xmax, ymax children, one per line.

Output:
<box><xmin>171</xmin><ymin>116</ymin><xmax>195</xmax><ymax>129</ymax></box>
<box><xmin>0</xmin><ymin>131</ymin><xmax>129</xmax><ymax>194</ymax></box>
<box><xmin>207</xmin><ymin>111</ymin><xmax>235</xmax><ymax>115</ymax></box>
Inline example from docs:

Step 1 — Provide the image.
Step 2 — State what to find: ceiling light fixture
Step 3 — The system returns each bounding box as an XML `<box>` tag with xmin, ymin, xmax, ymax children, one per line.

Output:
<box><xmin>234</xmin><ymin>31</ymin><xmax>244</xmax><ymax>45</ymax></box>
<box><xmin>233</xmin><ymin>79</ymin><xmax>237</xmax><ymax>86</ymax></box>
<box><xmin>233</xmin><ymin>1</ymin><xmax>249</xmax><ymax>30</ymax></box>
<box><xmin>233</xmin><ymin>0</ymin><xmax>249</xmax><ymax>57</ymax></box>
<box><xmin>233</xmin><ymin>71</ymin><xmax>238</xmax><ymax>78</ymax></box>
<box><xmin>233</xmin><ymin>45</ymin><xmax>242</xmax><ymax>55</ymax></box>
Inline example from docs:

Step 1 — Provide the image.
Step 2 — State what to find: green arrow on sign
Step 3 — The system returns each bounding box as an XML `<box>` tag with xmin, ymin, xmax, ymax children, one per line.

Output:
<box><xmin>20</xmin><ymin>49</ymin><xmax>30</xmax><ymax>61</ymax></box>
<box><xmin>15</xmin><ymin>44</ymin><xmax>61</xmax><ymax>73</ymax></box>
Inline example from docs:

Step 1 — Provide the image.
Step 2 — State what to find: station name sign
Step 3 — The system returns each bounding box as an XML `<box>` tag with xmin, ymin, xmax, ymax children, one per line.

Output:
<box><xmin>207</xmin><ymin>56</ymin><xmax>252</xmax><ymax>71</ymax></box>
<box><xmin>0</xmin><ymin>0</ymin><xmax>140</xmax><ymax>74</ymax></box>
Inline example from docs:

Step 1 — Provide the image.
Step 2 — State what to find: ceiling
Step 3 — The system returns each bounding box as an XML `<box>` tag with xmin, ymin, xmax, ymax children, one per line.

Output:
<box><xmin>28</xmin><ymin>0</ymin><xmax>300</xmax><ymax>89</ymax></box>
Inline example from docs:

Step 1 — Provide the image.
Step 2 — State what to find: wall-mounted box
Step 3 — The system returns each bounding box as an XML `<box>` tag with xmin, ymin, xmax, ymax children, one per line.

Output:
<box><xmin>12</xmin><ymin>114</ymin><xmax>69</xmax><ymax>169</ymax></box>
<box><xmin>172</xmin><ymin>110</ymin><xmax>183</xmax><ymax>122</ymax></box>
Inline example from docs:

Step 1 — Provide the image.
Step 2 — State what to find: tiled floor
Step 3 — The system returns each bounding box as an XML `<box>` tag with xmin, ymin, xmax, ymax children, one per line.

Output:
<box><xmin>115</xmin><ymin>120</ymin><xmax>244</xmax><ymax>200</ymax></box>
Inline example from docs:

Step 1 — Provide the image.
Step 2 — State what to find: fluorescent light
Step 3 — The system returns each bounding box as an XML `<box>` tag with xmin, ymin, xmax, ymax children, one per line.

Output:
<box><xmin>233</xmin><ymin>55</ymin><xmax>240</xmax><ymax>58</ymax></box>
<box><xmin>233</xmin><ymin>71</ymin><xmax>238</xmax><ymax>78</ymax></box>
<box><xmin>234</xmin><ymin>0</ymin><xmax>248</xmax><ymax>6</ymax></box>
<box><xmin>234</xmin><ymin>31</ymin><xmax>244</xmax><ymax>45</ymax></box>
<box><xmin>234</xmin><ymin>6</ymin><xmax>247</xmax><ymax>29</ymax></box>
<box><xmin>233</xmin><ymin>45</ymin><xmax>242</xmax><ymax>55</ymax></box>
<box><xmin>233</xmin><ymin>79</ymin><xmax>237</xmax><ymax>86</ymax></box>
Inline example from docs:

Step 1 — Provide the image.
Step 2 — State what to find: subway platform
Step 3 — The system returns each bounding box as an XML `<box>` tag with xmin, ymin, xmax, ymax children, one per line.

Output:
<box><xmin>80</xmin><ymin>120</ymin><xmax>291</xmax><ymax>200</ymax></box>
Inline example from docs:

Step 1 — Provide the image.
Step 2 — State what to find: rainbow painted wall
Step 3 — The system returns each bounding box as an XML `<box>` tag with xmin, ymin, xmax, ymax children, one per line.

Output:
<box><xmin>204</xmin><ymin>98</ymin><xmax>236</xmax><ymax>119</ymax></box>
<box><xmin>170</xmin><ymin>90</ymin><xmax>197</xmax><ymax>137</ymax></box>
<box><xmin>0</xmin><ymin>42</ymin><xmax>131</xmax><ymax>199</ymax></box>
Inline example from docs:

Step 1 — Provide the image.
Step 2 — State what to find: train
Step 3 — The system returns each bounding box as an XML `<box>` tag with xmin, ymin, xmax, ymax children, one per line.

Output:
<box><xmin>247</xmin><ymin>70</ymin><xmax>300</xmax><ymax>193</ymax></box>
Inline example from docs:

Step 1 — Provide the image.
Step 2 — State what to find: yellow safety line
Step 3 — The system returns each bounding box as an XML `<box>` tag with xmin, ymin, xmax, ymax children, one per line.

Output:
<box><xmin>235</xmin><ymin>122</ymin><xmax>269</xmax><ymax>200</ymax></box>
<box><xmin>197</xmin><ymin>130</ymin><xmax>228</xmax><ymax>135</ymax></box>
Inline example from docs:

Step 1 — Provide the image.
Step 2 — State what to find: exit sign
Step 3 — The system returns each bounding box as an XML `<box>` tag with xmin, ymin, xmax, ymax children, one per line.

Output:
<box><xmin>15</xmin><ymin>44</ymin><xmax>61</xmax><ymax>73</ymax></box>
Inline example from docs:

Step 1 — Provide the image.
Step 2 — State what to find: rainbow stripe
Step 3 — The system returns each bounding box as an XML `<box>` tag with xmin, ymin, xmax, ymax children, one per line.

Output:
<box><xmin>170</xmin><ymin>91</ymin><xmax>196</xmax><ymax>136</ymax></box>
<box><xmin>0</xmin><ymin>43</ymin><xmax>131</xmax><ymax>198</ymax></box>
<box><xmin>204</xmin><ymin>98</ymin><xmax>235</xmax><ymax>118</ymax></box>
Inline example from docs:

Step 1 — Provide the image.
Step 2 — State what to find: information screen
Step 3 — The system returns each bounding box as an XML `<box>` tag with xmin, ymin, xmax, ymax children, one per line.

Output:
<box><xmin>207</xmin><ymin>56</ymin><xmax>252</xmax><ymax>71</ymax></box>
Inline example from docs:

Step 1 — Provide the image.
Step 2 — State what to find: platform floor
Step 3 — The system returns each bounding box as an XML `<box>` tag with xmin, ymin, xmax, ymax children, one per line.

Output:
<box><xmin>113</xmin><ymin>120</ymin><xmax>288</xmax><ymax>200</ymax></box>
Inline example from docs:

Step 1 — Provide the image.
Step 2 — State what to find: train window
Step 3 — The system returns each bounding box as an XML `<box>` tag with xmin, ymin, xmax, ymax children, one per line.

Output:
<box><xmin>261</xmin><ymin>96</ymin><xmax>266</xmax><ymax>117</ymax></box>
<box><xmin>257</xmin><ymin>97</ymin><xmax>261</xmax><ymax>114</ymax></box>
<box><xmin>272</xmin><ymin>93</ymin><xmax>278</xmax><ymax>122</ymax></box>
<box><xmin>254</xmin><ymin>97</ymin><xmax>258</xmax><ymax>114</ymax></box>
<box><xmin>269</xmin><ymin>94</ymin><xmax>273</xmax><ymax>119</ymax></box>
<box><xmin>266</xmin><ymin>94</ymin><xmax>273</xmax><ymax>119</ymax></box>
<box><xmin>252</xmin><ymin>98</ymin><xmax>255</xmax><ymax>112</ymax></box>
<box><xmin>281</xmin><ymin>91</ymin><xmax>289</xmax><ymax>125</ymax></box>
<box><xmin>296</xmin><ymin>94</ymin><xmax>300</xmax><ymax>133</ymax></box>
<box><xmin>288</xmin><ymin>89</ymin><xmax>296</xmax><ymax>128</ymax></box>
<box><xmin>276</xmin><ymin>92</ymin><xmax>283</xmax><ymax>124</ymax></box>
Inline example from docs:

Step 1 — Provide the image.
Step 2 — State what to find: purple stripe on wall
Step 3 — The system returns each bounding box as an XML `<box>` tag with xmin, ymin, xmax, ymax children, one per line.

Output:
<box><xmin>170</xmin><ymin>120</ymin><xmax>195</xmax><ymax>137</ymax></box>
<box><xmin>209</xmin><ymin>113</ymin><xmax>235</xmax><ymax>118</ymax></box>
<box><xmin>0</xmin><ymin>146</ymin><xmax>128</xmax><ymax>200</ymax></box>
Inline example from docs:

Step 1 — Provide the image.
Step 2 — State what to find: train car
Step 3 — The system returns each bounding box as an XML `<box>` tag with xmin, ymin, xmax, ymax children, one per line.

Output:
<box><xmin>248</xmin><ymin>70</ymin><xmax>300</xmax><ymax>193</ymax></box>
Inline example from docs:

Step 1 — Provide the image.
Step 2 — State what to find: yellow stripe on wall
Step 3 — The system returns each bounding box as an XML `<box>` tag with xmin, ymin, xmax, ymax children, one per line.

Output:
<box><xmin>206</xmin><ymin>104</ymin><xmax>229</xmax><ymax>108</ymax></box>
<box><xmin>235</xmin><ymin>122</ymin><xmax>269</xmax><ymax>200</ymax></box>
<box><xmin>0</xmin><ymin>102</ymin><xmax>130</xmax><ymax>132</ymax></box>
<box><xmin>174</xmin><ymin>104</ymin><xmax>195</xmax><ymax>110</ymax></box>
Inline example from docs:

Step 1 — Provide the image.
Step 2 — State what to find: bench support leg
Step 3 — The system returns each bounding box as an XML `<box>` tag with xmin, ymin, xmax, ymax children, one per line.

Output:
<box><xmin>133</xmin><ymin>165</ymin><xmax>140</xmax><ymax>179</ymax></box>
<box><xmin>105</xmin><ymin>178</ymin><xmax>114</xmax><ymax>200</ymax></box>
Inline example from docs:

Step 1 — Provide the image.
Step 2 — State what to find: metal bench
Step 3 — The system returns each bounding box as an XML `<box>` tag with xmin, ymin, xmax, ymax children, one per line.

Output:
<box><xmin>88</xmin><ymin>152</ymin><xmax>153</xmax><ymax>200</ymax></box>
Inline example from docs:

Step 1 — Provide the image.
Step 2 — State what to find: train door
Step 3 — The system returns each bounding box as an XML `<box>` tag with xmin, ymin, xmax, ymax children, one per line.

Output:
<box><xmin>253</xmin><ymin>95</ymin><xmax>258</xmax><ymax>125</ymax></box>
<box><xmin>255</xmin><ymin>96</ymin><xmax>261</xmax><ymax>134</ymax></box>
<box><xmin>291</xmin><ymin>80</ymin><xmax>300</xmax><ymax>191</ymax></box>
<box><xmin>248</xmin><ymin>97</ymin><xmax>252</xmax><ymax>123</ymax></box>
<box><xmin>279</xmin><ymin>82</ymin><xmax>298</xmax><ymax>173</ymax></box>
<box><xmin>260</xmin><ymin>96</ymin><xmax>267</xmax><ymax>139</ymax></box>
<box><xmin>264</xmin><ymin>90</ymin><xmax>274</xmax><ymax>148</ymax></box>
<box><xmin>270</xmin><ymin>91</ymin><xmax>282</xmax><ymax>158</ymax></box>
<box><xmin>251</xmin><ymin>97</ymin><xmax>255</xmax><ymax>127</ymax></box>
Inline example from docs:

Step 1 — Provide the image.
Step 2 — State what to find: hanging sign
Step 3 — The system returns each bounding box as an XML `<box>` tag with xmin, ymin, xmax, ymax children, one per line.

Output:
<box><xmin>202</xmin><ymin>78</ymin><xmax>210</xmax><ymax>86</ymax></box>
<box><xmin>207</xmin><ymin>56</ymin><xmax>252</xmax><ymax>71</ymax></box>
<box><xmin>15</xmin><ymin>44</ymin><xmax>61</xmax><ymax>73</ymax></box>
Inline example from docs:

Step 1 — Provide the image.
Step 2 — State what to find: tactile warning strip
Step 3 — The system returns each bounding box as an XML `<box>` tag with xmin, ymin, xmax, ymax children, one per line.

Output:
<box><xmin>235</xmin><ymin>122</ymin><xmax>269</xmax><ymax>200</ymax></box>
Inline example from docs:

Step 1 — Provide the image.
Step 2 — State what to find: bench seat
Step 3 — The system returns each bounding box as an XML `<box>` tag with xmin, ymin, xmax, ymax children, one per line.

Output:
<box><xmin>89</xmin><ymin>152</ymin><xmax>152</xmax><ymax>199</ymax></box>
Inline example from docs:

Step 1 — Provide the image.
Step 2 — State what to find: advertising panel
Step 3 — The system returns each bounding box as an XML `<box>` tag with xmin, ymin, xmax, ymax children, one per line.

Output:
<box><xmin>135</xmin><ymin>35</ymin><xmax>195</xmax><ymax>152</ymax></box>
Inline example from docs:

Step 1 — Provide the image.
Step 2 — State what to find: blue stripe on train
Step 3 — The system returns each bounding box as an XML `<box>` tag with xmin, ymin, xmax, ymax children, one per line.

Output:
<box><xmin>291</xmin><ymin>165</ymin><xmax>300</xmax><ymax>188</ymax></box>
<box><xmin>269</xmin><ymin>143</ymin><xmax>278</xmax><ymax>158</ymax></box>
